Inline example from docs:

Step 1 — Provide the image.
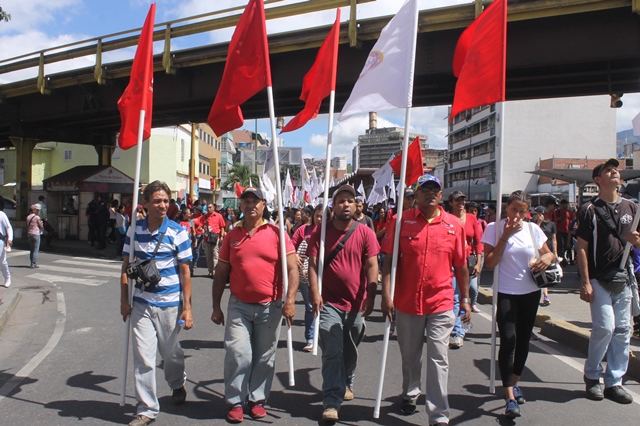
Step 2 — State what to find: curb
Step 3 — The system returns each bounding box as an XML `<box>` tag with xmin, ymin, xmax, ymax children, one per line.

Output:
<box><xmin>476</xmin><ymin>287</ymin><xmax>640</xmax><ymax>382</ymax></box>
<box><xmin>0</xmin><ymin>288</ymin><xmax>21</xmax><ymax>329</ymax></box>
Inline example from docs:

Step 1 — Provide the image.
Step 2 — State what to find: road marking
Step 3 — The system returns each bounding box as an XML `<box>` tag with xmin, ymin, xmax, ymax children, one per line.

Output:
<box><xmin>72</xmin><ymin>256</ymin><xmax>122</xmax><ymax>264</ymax></box>
<box><xmin>0</xmin><ymin>291</ymin><xmax>66</xmax><ymax>402</ymax></box>
<box><xmin>475</xmin><ymin>308</ymin><xmax>640</xmax><ymax>406</ymax></box>
<box><xmin>7</xmin><ymin>251</ymin><xmax>29</xmax><ymax>257</ymax></box>
<box><xmin>35</xmin><ymin>264</ymin><xmax>116</xmax><ymax>276</ymax></box>
<box><xmin>27</xmin><ymin>273</ymin><xmax>108</xmax><ymax>287</ymax></box>
<box><xmin>54</xmin><ymin>259</ymin><xmax>122</xmax><ymax>270</ymax></box>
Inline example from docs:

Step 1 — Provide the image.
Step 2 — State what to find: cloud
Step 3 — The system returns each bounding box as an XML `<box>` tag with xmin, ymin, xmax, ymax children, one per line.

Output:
<box><xmin>616</xmin><ymin>93</ymin><xmax>640</xmax><ymax>133</ymax></box>
<box><xmin>0</xmin><ymin>0</ymin><xmax>83</xmax><ymax>34</ymax></box>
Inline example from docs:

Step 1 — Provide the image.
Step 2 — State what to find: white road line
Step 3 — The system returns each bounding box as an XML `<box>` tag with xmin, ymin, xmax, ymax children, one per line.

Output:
<box><xmin>72</xmin><ymin>256</ymin><xmax>122</xmax><ymax>264</ymax></box>
<box><xmin>475</xmin><ymin>308</ymin><xmax>640</xmax><ymax>406</ymax></box>
<box><xmin>7</xmin><ymin>251</ymin><xmax>29</xmax><ymax>257</ymax></box>
<box><xmin>0</xmin><ymin>291</ymin><xmax>66</xmax><ymax>402</ymax></box>
<box><xmin>27</xmin><ymin>273</ymin><xmax>108</xmax><ymax>287</ymax></box>
<box><xmin>54</xmin><ymin>259</ymin><xmax>122</xmax><ymax>270</ymax></box>
<box><xmin>35</xmin><ymin>264</ymin><xmax>115</xmax><ymax>276</ymax></box>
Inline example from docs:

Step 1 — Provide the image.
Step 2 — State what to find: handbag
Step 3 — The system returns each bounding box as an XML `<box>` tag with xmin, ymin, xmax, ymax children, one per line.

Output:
<box><xmin>467</xmin><ymin>253</ymin><xmax>478</xmax><ymax>270</ymax></box>
<box><xmin>527</xmin><ymin>222</ymin><xmax>563</xmax><ymax>288</ymax></box>
<box><xmin>204</xmin><ymin>221</ymin><xmax>219</xmax><ymax>245</ymax></box>
<box><xmin>126</xmin><ymin>232</ymin><xmax>165</xmax><ymax>292</ymax></box>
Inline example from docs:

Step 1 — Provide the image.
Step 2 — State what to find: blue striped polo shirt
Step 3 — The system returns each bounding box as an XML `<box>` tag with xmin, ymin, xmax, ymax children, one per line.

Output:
<box><xmin>124</xmin><ymin>216</ymin><xmax>193</xmax><ymax>307</ymax></box>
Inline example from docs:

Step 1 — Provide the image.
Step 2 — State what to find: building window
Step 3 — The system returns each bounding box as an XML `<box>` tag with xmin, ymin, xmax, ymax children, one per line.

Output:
<box><xmin>207</xmin><ymin>165</ymin><xmax>210</xmax><ymax>175</ymax></box>
<box><xmin>64</xmin><ymin>150</ymin><xmax>72</xmax><ymax>161</ymax></box>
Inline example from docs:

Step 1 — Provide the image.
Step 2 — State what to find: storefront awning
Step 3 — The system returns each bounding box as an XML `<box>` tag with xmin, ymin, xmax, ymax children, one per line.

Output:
<box><xmin>527</xmin><ymin>168</ymin><xmax>640</xmax><ymax>187</ymax></box>
<box><xmin>43</xmin><ymin>165</ymin><xmax>135</xmax><ymax>193</ymax></box>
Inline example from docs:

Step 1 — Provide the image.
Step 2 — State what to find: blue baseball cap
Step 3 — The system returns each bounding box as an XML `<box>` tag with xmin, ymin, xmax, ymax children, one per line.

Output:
<box><xmin>417</xmin><ymin>174</ymin><xmax>442</xmax><ymax>189</ymax></box>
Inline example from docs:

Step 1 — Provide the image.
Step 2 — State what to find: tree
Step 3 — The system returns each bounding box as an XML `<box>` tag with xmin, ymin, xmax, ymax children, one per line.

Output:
<box><xmin>221</xmin><ymin>163</ymin><xmax>259</xmax><ymax>191</ymax></box>
<box><xmin>280</xmin><ymin>165</ymin><xmax>301</xmax><ymax>184</ymax></box>
<box><xmin>0</xmin><ymin>6</ymin><xmax>11</xmax><ymax>22</ymax></box>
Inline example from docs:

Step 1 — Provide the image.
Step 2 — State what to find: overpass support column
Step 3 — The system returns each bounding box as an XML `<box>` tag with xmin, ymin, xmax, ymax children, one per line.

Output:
<box><xmin>9</xmin><ymin>137</ymin><xmax>38</xmax><ymax>220</ymax></box>
<box><xmin>95</xmin><ymin>145</ymin><xmax>115</xmax><ymax>166</ymax></box>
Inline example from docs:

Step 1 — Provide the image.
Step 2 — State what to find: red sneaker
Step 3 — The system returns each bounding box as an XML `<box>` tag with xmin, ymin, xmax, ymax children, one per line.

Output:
<box><xmin>250</xmin><ymin>404</ymin><xmax>267</xmax><ymax>419</ymax></box>
<box><xmin>227</xmin><ymin>406</ymin><xmax>243</xmax><ymax>423</ymax></box>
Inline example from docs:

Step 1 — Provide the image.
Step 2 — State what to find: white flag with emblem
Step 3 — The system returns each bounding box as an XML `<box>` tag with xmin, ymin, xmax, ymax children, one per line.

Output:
<box><xmin>338</xmin><ymin>0</ymin><xmax>418</xmax><ymax>122</ymax></box>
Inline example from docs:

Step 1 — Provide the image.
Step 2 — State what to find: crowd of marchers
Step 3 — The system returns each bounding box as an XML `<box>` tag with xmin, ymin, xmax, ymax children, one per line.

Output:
<box><xmin>119</xmin><ymin>158</ymin><xmax>640</xmax><ymax>426</ymax></box>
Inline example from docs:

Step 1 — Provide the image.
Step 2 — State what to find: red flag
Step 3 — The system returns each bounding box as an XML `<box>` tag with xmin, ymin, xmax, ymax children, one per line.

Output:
<box><xmin>389</xmin><ymin>136</ymin><xmax>424</xmax><ymax>186</ymax></box>
<box><xmin>234</xmin><ymin>182</ymin><xmax>246</xmax><ymax>198</ymax></box>
<box><xmin>117</xmin><ymin>3</ymin><xmax>156</xmax><ymax>150</ymax></box>
<box><xmin>281</xmin><ymin>9</ymin><xmax>341</xmax><ymax>133</ymax></box>
<box><xmin>207</xmin><ymin>0</ymin><xmax>271</xmax><ymax>136</ymax></box>
<box><xmin>450</xmin><ymin>0</ymin><xmax>507</xmax><ymax>121</ymax></box>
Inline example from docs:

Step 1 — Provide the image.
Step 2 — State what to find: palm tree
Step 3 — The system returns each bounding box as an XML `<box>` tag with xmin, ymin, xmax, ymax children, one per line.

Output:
<box><xmin>221</xmin><ymin>163</ymin><xmax>259</xmax><ymax>191</ymax></box>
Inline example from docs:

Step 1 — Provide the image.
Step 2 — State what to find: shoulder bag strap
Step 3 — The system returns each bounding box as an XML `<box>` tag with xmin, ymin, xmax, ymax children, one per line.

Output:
<box><xmin>592</xmin><ymin>202</ymin><xmax>626</xmax><ymax>246</ymax></box>
<box><xmin>324</xmin><ymin>221</ymin><xmax>359</xmax><ymax>270</ymax></box>
<box><xmin>150</xmin><ymin>232</ymin><xmax>166</xmax><ymax>260</ymax></box>
<box><xmin>527</xmin><ymin>222</ymin><xmax>541</xmax><ymax>259</ymax></box>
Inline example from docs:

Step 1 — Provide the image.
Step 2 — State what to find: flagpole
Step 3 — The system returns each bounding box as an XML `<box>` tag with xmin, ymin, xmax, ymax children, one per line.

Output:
<box><xmin>120</xmin><ymin>109</ymin><xmax>146</xmax><ymax>406</ymax></box>
<box><xmin>312</xmin><ymin>89</ymin><xmax>336</xmax><ymax>356</ymax></box>
<box><xmin>266</xmin><ymin>86</ymin><xmax>295</xmax><ymax>387</ymax></box>
<box><xmin>373</xmin><ymin>107</ymin><xmax>411</xmax><ymax>418</ymax></box>
<box><xmin>490</xmin><ymin>101</ymin><xmax>505</xmax><ymax>394</ymax></box>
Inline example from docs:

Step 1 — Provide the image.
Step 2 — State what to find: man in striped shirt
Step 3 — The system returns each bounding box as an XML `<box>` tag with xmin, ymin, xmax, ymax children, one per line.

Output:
<box><xmin>120</xmin><ymin>180</ymin><xmax>193</xmax><ymax>426</ymax></box>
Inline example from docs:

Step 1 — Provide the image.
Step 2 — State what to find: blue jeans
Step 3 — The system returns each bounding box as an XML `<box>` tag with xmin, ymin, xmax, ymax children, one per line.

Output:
<box><xmin>299</xmin><ymin>282</ymin><xmax>314</xmax><ymax>343</ymax></box>
<box><xmin>193</xmin><ymin>234</ymin><xmax>203</xmax><ymax>267</ymax></box>
<box><xmin>451</xmin><ymin>277</ymin><xmax>465</xmax><ymax>338</ymax></box>
<box><xmin>318</xmin><ymin>303</ymin><xmax>365</xmax><ymax>409</ymax></box>
<box><xmin>584</xmin><ymin>279</ymin><xmax>632</xmax><ymax>388</ymax></box>
<box><xmin>28</xmin><ymin>234</ymin><xmax>40</xmax><ymax>265</ymax></box>
<box><xmin>223</xmin><ymin>295</ymin><xmax>283</xmax><ymax>406</ymax></box>
<box><xmin>469</xmin><ymin>275</ymin><xmax>478</xmax><ymax>306</ymax></box>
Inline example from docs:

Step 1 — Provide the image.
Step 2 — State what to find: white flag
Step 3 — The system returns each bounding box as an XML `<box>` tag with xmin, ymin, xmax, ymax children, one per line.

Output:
<box><xmin>338</xmin><ymin>0</ymin><xmax>418</xmax><ymax>122</ymax></box>
<box><xmin>260</xmin><ymin>173</ymin><xmax>276</xmax><ymax>204</ymax></box>
<box><xmin>372</xmin><ymin>155</ymin><xmax>395</xmax><ymax>196</ymax></box>
<box><xmin>284</xmin><ymin>169</ymin><xmax>294</xmax><ymax>206</ymax></box>
<box><xmin>633</xmin><ymin>112</ymin><xmax>640</xmax><ymax>136</ymax></box>
<box><xmin>302</xmin><ymin>167</ymin><xmax>312</xmax><ymax>194</ymax></box>
<box><xmin>311</xmin><ymin>168</ymin><xmax>322</xmax><ymax>202</ymax></box>
<box><xmin>367</xmin><ymin>180</ymin><xmax>387</xmax><ymax>205</ymax></box>
<box><xmin>357</xmin><ymin>181</ymin><xmax>366</xmax><ymax>201</ymax></box>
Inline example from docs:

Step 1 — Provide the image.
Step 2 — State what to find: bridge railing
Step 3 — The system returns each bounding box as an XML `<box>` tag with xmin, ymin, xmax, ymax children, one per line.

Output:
<box><xmin>0</xmin><ymin>0</ymin><xmax>373</xmax><ymax>94</ymax></box>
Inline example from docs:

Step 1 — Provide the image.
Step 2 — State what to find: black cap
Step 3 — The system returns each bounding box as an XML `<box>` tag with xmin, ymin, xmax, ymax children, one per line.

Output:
<box><xmin>592</xmin><ymin>158</ymin><xmax>620</xmax><ymax>179</ymax></box>
<box><xmin>240</xmin><ymin>187</ymin><xmax>265</xmax><ymax>200</ymax></box>
<box><xmin>332</xmin><ymin>184</ymin><xmax>356</xmax><ymax>200</ymax></box>
<box><xmin>404</xmin><ymin>188</ymin><xmax>415</xmax><ymax>197</ymax></box>
<box><xmin>448</xmin><ymin>190</ymin><xmax>466</xmax><ymax>202</ymax></box>
<box><xmin>531</xmin><ymin>206</ymin><xmax>546</xmax><ymax>215</ymax></box>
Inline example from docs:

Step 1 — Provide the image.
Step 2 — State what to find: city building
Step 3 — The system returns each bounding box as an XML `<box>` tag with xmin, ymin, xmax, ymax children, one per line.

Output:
<box><xmin>445</xmin><ymin>95</ymin><xmax>616</xmax><ymax>201</ymax></box>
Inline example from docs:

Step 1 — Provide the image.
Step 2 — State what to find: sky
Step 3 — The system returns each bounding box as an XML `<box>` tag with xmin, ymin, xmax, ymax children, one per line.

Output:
<box><xmin>1</xmin><ymin>0</ymin><xmax>639</xmax><ymax>161</ymax></box>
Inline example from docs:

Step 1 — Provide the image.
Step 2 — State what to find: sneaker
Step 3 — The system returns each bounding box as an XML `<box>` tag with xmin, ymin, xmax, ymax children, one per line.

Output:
<box><xmin>322</xmin><ymin>406</ymin><xmax>339</xmax><ymax>421</ymax></box>
<box><xmin>249</xmin><ymin>403</ymin><xmax>267</xmax><ymax>419</ymax></box>
<box><xmin>505</xmin><ymin>399</ymin><xmax>521</xmax><ymax>419</ymax></box>
<box><xmin>172</xmin><ymin>385</ymin><xmax>186</xmax><ymax>405</ymax></box>
<box><xmin>603</xmin><ymin>385</ymin><xmax>633</xmax><ymax>404</ymax></box>
<box><xmin>128</xmin><ymin>415</ymin><xmax>155</xmax><ymax>426</ymax></box>
<box><xmin>33</xmin><ymin>264</ymin><xmax>39</xmax><ymax>269</ymax></box>
<box><xmin>513</xmin><ymin>385</ymin><xmax>525</xmax><ymax>405</ymax></box>
<box><xmin>584</xmin><ymin>375</ymin><xmax>604</xmax><ymax>401</ymax></box>
<box><xmin>344</xmin><ymin>386</ymin><xmax>354</xmax><ymax>401</ymax></box>
<box><xmin>471</xmin><ymin>304</ymin><xmax>480</xmax><ymax>313</ymax></box>
<box><xmin>227</xmin><ymin>405</ymin><xmax>244</xmax><ymax>423</ymax></box>
<box><xmin>2</xmin><ymin>279</ymin><xmax>10</xmax><ymax>288</ymax></box>
<box><xmin>541</xmin><ymin>296</ymin><xmax>550</xmax><ymax>307</ymax></box>
<box><xmin>449</xmin><ymin>334</ymin><xmax>463</xmax><ymax>349</ymax></box>
<box><xmin>303</xmin><ymin>342</ymin><xmax>313</xmax><ymax>352</ymax></box>
<box><xmin>400</xmin><ymin>398</ymin><xmax>417</xmax><ymax>415</ymax></box>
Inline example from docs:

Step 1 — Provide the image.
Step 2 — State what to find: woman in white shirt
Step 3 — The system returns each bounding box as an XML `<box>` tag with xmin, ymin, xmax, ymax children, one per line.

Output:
<box><xmin>482</xmin><ymin>191</ymin><xmax>555</xmax><ymax>419</ymax></box>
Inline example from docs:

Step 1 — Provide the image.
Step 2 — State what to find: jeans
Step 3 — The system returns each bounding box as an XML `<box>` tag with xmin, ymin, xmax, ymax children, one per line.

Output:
<box><xmin>0</xmin><ymin>238</ymin><xmax>10</xmax><ymax>285</ymax></box>
<box><xmin>451</xmin><ymin>277</ymin><xmax>465</xmax><ymax>337</ymax></box>
<box><xmin>299</xmin><ymin>282</ymin><xmax>314</xmax><ymax>343</ymax></box>
<box><xmin>396</xmin><ymin>309</ymin><xmax>455</xmax><ymax>424</ymax></box>
<box><xmin>28</xmin><ymin>234</ymin><xmax>40</xmax><ymax>265</ymax></box>
<box><xmin>224</xmin><ymin>295</ymin><xmax>283</xmax><ymax>406</ymax></box>
<box><xmin>584</xmin><ymin>279</ymin><xmax>632</xmax><ymax>388</ymax></box>
<box><xmin>318</xmin><ymin>303</ymin><xmax>365</xmax><ymax>409</ymax></box>
<box><xmin>469</xmin><ymin>275</ymin><xmax>478</xmax><ymax>306</ymax></box>
<box><xmin>131</xmin><ymin>301</ymin><xmax>186</xmax><ymax>419</ymax></box>
<box><xmin>193</xmin><ymin>234</ymin><xmax>203</xmax><ymax>267</ymax></box>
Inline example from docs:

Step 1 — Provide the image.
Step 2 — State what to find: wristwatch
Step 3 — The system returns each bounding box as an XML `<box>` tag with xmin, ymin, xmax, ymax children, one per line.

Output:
<box><xmin>461</xmin><ymin>298</ymin><xmax>471</xmax><ymax>304</ymax></box>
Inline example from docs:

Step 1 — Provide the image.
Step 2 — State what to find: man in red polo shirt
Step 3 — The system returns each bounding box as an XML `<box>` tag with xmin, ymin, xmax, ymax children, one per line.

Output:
<box><xmin>307</xmin><ymin>185</ymin><xmax>379</xmax><ymax>422</ymax></box>
<box><xmin>554</xmin><ymin>199</ymin><xmax>575</xmax><ymax>265</ymax></box>
<box><xmin>381</xmin><ymin>175</ymin><xmax>470</xmax><ymax>426</ymax></box>
<box><xmin>198</xmin><ymin>203</ymin><xmax>226</xmax><ymax>278</ymax></box>
<box><xmin>211</xmin><ymin>188</ymin><xmax>299</xmax><ymax>423</ymax></box>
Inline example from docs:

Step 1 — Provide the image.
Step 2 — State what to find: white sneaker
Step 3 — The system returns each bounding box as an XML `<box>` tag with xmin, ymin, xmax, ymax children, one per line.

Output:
<box><xmin>3</xmin><ymin>280</ymin><xmax>11</xmax><ymax>288</ymax></box>
<box><xmin>449</xmin><ymin>334</ymin><xmax>464</xmax><ymax>349</ymax></box>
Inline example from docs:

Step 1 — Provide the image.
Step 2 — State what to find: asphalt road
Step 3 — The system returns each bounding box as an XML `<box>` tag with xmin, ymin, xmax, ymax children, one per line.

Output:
<box><xmin>0</xmin><ymin>249</ymin><xmax>638</xmax><ymax>425</ymax></box>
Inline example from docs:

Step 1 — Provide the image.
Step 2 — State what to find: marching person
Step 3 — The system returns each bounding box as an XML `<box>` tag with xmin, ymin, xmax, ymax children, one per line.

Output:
<box><xmin>26</xmin><ymin>204</ymin><xmax>44</xmax><ymax>268</ymax></box>
<box><xmin>482</xmin><ymin>190</ymin><xmax>555</xmax><ymax>419</ymax></box>
<box><xmin>211</xmin><ymin>187</ymin><xmax>299</xmax><ymax>423</ymax></box>
<box><xmin>577</xmin><ymin>158</ymin><xmax>635</xmax><ymax>404</ymax></box>
<box><xmin>198</xmin><ymin>203</ymin><xmax>226</xmax><ymax>278</ymax></box>
<box><xmin>120</xmin><ymin>180</ymin><xmax>193</xmax><ymax>426</ymax></box>
<box><xmin>381</xmin><ymin>175</ymin><xmax>470</xmax><ymax>425</ymax></box>
<box><xmin>307</xmin><ymin>185</ymin><xmax>379</xmax><ymax>422</ymax></box>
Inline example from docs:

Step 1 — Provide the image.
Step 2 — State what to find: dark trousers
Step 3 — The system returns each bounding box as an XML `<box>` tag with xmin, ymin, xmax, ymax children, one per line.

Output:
<box><xmin>496</xmin><ymin>290</ymin><xmax>541</xmax><ymax>387</ymax></box>
<box><xmin>557</xmin><ymin>231</ymin><xmax>570</xmax><ymax>261</ymax></box>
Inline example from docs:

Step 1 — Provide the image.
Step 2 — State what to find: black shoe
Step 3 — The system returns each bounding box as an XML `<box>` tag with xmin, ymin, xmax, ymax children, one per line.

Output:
<box><xmin>584</xmin><ymin>375</ymin><xmax>603</xmax><ymax>401</ymax></box>
<box><xmin>172</xmin><ymin>385</ymin><xmax>187</xmax><ymax>405</ymax></box>
<box><xmin>603</xmin><ymin>385</ymin><xmax>633</xmax><ymax>404</ymax></box>
<box><xmin>400</xmin><ymin>398</ymin><xmax>417</xmax><ymax>415</ymax></box>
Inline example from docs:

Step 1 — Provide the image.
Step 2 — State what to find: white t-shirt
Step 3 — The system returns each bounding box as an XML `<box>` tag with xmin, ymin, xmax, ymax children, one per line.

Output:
<box><xmin>482</xmin><ymin>220</ymin><xmax>547</xmax><ymax>295</ymax></box>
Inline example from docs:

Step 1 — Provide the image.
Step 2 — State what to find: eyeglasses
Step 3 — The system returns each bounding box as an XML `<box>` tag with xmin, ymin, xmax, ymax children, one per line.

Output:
<box><xmin>417</xmin><ymin>186</ymin><xmax>440</xmax><ymax>194</ymax></box>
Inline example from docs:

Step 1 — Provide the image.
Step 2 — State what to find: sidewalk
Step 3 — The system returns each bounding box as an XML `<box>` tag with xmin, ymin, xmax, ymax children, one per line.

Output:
<box><xmin>477</xmin><ymin>263</ymin><xmax>640</xmax><ymax>382</ymax></box>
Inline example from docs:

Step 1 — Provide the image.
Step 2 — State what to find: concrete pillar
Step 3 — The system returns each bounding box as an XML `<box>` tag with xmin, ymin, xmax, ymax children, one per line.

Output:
<box><xmin>9</xmin><ymin>137</ymin><xmax>38</xmax><ymax>220</ymax></box>
<box><xmin>95</xmin><ymin>145</ymin><xmax>115</xmax><ymax>166</ymax></box>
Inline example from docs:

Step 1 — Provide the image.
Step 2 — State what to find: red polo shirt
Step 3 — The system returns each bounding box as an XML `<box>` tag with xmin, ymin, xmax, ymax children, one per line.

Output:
<box><xmin>381</xmin><ymin>206</ymin><xmax>466</xmax><ymax>316</ymax></box>
<box><xmin>219</xmin><ymin>220</ymin><xmax>295</xmax><ymax>304</ymax></box>
<box><xmin>198</xmin><ymin>211</ymin><xmax>226</xmax><ymax>242</ymax></box>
